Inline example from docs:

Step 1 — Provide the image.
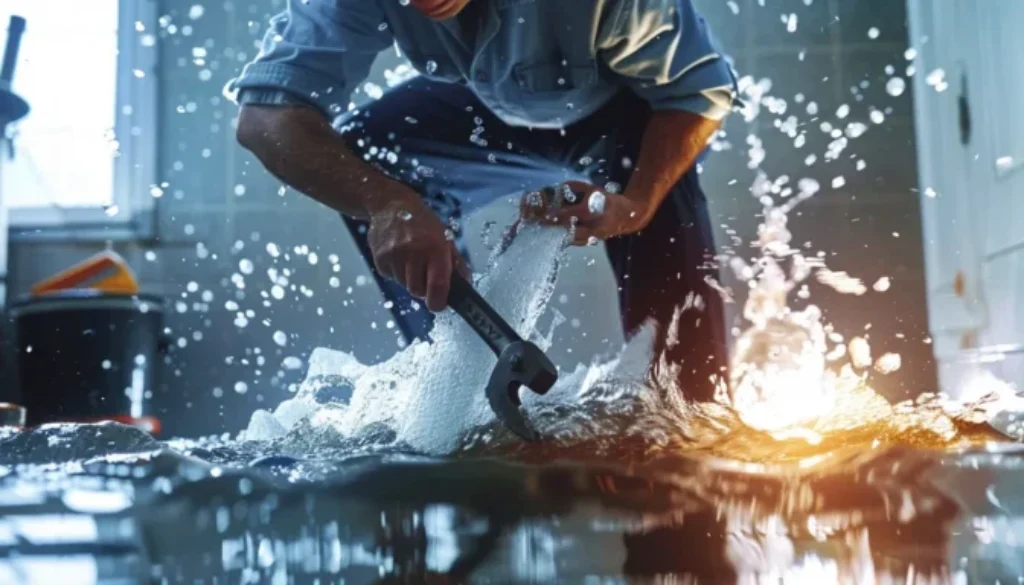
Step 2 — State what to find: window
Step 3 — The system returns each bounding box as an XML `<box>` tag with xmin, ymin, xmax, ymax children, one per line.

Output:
<box><xmin>0</xmin><ymin>0</ymin><xmax>156</xmax><ymax>230</ymax></box>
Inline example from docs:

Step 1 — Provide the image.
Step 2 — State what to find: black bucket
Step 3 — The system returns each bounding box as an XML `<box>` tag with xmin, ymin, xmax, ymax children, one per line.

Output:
<box><xmin>9</xmin><ymin>291</ymin><xmax>165</xmax><ymax>433</ymax></box>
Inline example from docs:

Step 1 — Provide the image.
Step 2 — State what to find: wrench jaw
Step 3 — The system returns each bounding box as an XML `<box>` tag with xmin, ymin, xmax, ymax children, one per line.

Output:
<box><xmin>485</xmin><ymin>342</ymin><xmax>559</xmax><ymax>442</ymax></box>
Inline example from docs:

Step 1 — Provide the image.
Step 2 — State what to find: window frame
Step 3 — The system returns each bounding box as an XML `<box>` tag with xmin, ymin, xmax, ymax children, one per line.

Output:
<box><xmin>7</xmin><ymin>0</ymin><xmax>158</xmax><ymax>238</ymax></box>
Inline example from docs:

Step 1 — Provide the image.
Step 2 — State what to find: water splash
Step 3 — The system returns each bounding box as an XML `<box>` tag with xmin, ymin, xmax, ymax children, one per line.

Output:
<box><xmin>242</xmin><ymin>223</ymin><xmax>571</xmax><ymax>455</ymax></box>
<box><xmin>240</xmin><ymin>179</ymin><xmax>1024</xmax><ymax>464</ymax></box>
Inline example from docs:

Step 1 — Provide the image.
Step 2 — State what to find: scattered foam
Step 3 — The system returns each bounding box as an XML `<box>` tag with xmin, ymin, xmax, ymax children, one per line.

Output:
<box><xmin>242</xmin><ymin>224</ymin><xmax>590</xmax><ymax>454</ymax></box>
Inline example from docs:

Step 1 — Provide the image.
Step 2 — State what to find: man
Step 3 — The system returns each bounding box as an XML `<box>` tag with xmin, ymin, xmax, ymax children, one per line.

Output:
<box><xmin>230</xmin><ymin>0</ymin><xmax>738</xmax><ymax>400</ymax></box>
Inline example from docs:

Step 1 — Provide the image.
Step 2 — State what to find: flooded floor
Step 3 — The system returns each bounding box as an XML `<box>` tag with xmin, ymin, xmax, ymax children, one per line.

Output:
<box><xmin>1</xmin><ymin>412</ymin><xmax>1023</xmax><ymax>584</ymax></box>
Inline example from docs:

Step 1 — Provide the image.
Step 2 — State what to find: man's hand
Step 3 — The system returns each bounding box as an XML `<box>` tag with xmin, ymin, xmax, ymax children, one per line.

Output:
<box><xmin>519</xmin><ymin>181</ymin><xmax>652</xmax><ymax>245</ymax></box>
<box><xmin>237</xmin><ymin>106</ymin><xmax>467</xmax><ymax>312</ymax></box>
<box><xmin>368</xmin><ymin>195</ymin><xmax>465</xmax><ymax>312</ymax></box>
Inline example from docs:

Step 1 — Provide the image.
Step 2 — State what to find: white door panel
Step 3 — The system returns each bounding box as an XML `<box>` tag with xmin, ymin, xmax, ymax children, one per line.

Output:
<box><xmin>980</xmin><ymin>252</ymin><xmax>1024</xmax><ymax>348</ymax></box>
<box><xmin>969</xmin><ymin>1</ymin><xmax>1024</xmax><ymax>259</ymax></box>
<box><xmin>910</xmin><ymin>0</ymin><xmax>1024</xmax><ymax>393</ymax></box>
<box><xmin>910</xmin><ymin>0</ymin><xmax>985</xmax><ymax>343</ymax></box>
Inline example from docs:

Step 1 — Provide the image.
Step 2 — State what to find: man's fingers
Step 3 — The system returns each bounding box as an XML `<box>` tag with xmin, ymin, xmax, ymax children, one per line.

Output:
<box><xmin>405</xmin><ymin>259</ymin><xmax>428</xmax><ymax>299</ymax></box>
<box><xmin>425</xmin><ymin>251</ymin><xmax>453</xmax><ymax>312</ymax></box>
<box><xmin>519</xmin><ymin>187</ymin><xmax>555</xmax><ymax>222</ymax></box>
<box><xmin>571</xmin><ymin>225</ymin><xmax>597</xmax><ymax>247</ymax></box>
<box><xmin>374</xmin><ymin>255</ymin><xmax>395</xmax><ymax>281</ymax></box>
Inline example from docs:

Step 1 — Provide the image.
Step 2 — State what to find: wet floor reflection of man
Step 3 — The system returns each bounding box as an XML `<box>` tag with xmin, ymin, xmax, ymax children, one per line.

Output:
<box><xmin>233</xmin><ymin>0</ymin><xmax>740</xmax><ymax>399</ymax></box>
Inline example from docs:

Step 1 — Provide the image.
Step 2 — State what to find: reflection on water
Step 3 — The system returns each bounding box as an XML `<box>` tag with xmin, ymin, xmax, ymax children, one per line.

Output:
<box><xmin>1</xmin><ymin>421</ymin><xmax>1023</xmax><ymax>584</ymax></box>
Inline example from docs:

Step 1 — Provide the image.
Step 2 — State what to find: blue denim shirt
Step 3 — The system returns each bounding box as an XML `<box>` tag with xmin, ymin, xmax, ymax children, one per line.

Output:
<box><xmin>227</xmin><ymin>0</ymin><xmax>739</xmax><ymax>129</ymax></box>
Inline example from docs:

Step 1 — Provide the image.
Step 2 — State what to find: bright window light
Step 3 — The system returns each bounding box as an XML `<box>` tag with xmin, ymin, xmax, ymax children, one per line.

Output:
<box><xmin>1</xmin><ymin>1</ymin><xmax>120</xmax><ymax>210</ymax></box>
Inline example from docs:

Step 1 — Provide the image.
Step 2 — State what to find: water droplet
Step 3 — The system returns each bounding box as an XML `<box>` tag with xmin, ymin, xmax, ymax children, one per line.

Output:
<box><xmin>425</xmin><ymin>60</ymin><xmax>437</xmax><ymax>74</ymax></box>
<box><xmin>845</xmin><ymin>122</ymin><xmax>868</xmax><ymax>138</ymax></box>
<box><xmin>239</xmin><ymin>259</ymin><xmax>254</xmax><ymax>274</ymax></box>
<box><xmin>557</xmin><ymin>77</ymin><xmax>566</xmax><ymax>86</ymax></box>
<box><xmin>867</xmin><ymin>27</ymin><xmax>880</xmax><ymax>39</ymax></box>
<box><xmin>926</xmin><ymin>68</ymin><xmax>947</xmax><ymax>92</ymax></box>
<box><xmin>398</xmin><ymin>210</ymin><xmax>413</xmax><ymax>221</ymax></box>
<box><xmin>273</xmin><ymin>331</ymin><xmax>287</xmax><ymax>346</ymax></box>
<box><xmin>188</xmin><ymin>4</ymin><xmax>204</xmax><ymax>20</ymax></box>
<box><xmin>363</xmin><ymin>82</ymin><xmax>384</xmax><ymax>100</ymax></box>
<box><xmin>870</xmin><ymin>109</ymin><xmax>885</xmax><ymax>124</ymax></box>
<box><xmin>101</xmin><ymin>360</ymin><xmax>112</xmax><ymax>370</ymax></box>
<box><xmin>444</xmin><ymin>229</ymin><xmax>455</xmax><ymax>241</ymax></box>
<box><xmin>234</xmin><ymin>381</ymin><xmax>249</xmax><ymax>394</ymax></box>
<box><xmin>886</xmin><ymin>77</ymin><xmax>906</xmax><ymax>97</ymax></box>
<box><xmin>378</xmin><ymin>22</ymin><xmax>388</xmax><ymax>31</ymax></box>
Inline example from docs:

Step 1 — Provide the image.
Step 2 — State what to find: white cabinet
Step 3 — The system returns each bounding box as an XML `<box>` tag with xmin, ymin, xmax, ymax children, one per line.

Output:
<box><xmin>909</xmin><ymin>0</ymin><xmax>1024</xmax><ymax>395</ymax></box>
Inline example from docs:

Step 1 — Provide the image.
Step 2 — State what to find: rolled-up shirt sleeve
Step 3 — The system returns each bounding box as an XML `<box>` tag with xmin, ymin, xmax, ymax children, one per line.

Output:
<box><xmin>597</xmin><ymin>0</ymin><xmax>738</xmax><ymax>120</ymax></box>
<box><xmin>226</xmin><ymin>0</ymin><xmax>392</xmax><ymax>116</ymax></box>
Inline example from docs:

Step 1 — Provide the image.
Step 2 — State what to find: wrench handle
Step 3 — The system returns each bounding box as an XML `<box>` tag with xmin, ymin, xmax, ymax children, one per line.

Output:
<box><xmin>447</xmin><ymin>274</ymin><xmax>521</xmax><ymax>356</ymax></box>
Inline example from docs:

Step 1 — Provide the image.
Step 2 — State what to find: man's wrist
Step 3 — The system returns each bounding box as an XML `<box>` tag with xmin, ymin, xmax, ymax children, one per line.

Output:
<box><xmin>623</xmin><ymin>186</ymin><xmax>660</xmax><ymax>225</ymax></box>
<box><xmin>364</xmin><ymin>179</ymin><xmax>421</xmax><ymax>219</ymax></box>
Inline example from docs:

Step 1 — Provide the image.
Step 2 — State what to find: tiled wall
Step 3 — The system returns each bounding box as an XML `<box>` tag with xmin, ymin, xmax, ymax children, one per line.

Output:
<box><xmin>2</xmin><ymin>0</ymin><xmax>934</xmax><ymax>436</ymax></box>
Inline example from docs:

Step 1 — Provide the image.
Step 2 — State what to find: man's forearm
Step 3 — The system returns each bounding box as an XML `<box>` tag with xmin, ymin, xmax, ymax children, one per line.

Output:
<box><xmin>623</xmin><ymin>110</ymin><xmax>722</xmax><ymax>224</ymax></box>
<box><xmin>236</xmin><ymin>105</ymin><xmax>414</xmax><ymax>219</ymax></box>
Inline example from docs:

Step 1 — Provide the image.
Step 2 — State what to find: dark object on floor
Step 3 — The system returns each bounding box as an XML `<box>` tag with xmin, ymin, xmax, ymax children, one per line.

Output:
<box><xmin>448</xmin><ymin>274</ymin><xmax>556</xmax><ymax>442</ymax></box>
<box><xmin>0</xmin><ymin>402</ymin><xmax>25</xmax><ymax>428</ymax></box>
<box><xmin>10</xmin><ymin>291</ymin><xmax>165</xmax><ymax>432</ymax></box>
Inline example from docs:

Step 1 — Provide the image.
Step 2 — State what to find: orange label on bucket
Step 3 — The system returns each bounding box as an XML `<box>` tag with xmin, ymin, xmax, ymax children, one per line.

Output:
<box><xmin>30</xmin><ymin>250</ymin><xmax>139</xmax><ymax>296</ymax></box>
